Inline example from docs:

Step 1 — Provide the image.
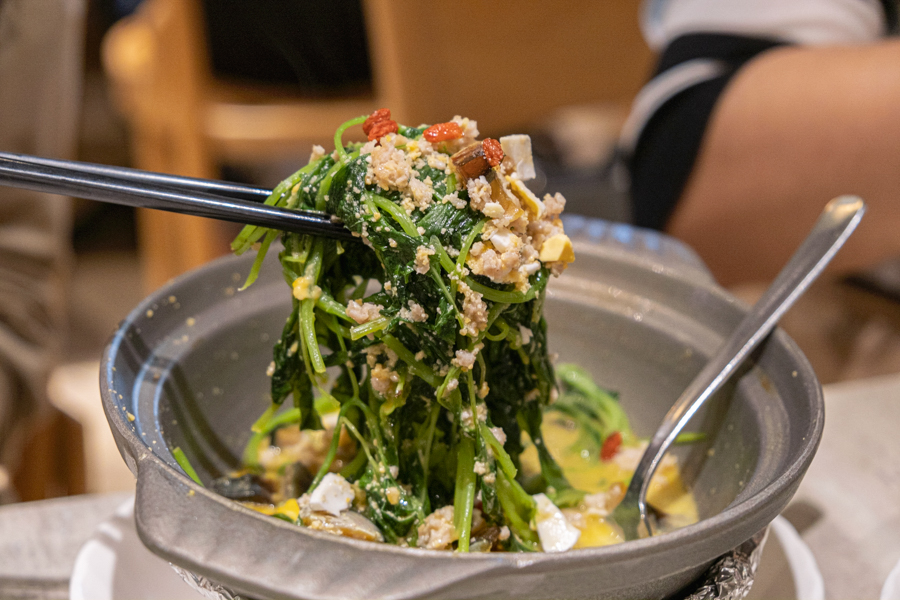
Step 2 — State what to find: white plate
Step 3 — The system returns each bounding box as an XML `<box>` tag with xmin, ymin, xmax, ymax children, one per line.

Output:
<box><xmin>69</xmin><ymin>497</ymin><xmax>205</xmax><ymax>600</ymax></box>
<box><xmin>70</xmin><ymin>499</ymin><xmax>822</xmax><ymax>600</ymax></box>
<box><xmin>749</xmin><ymin>516</ymin><xmax>825</xmax><ymax>600</ymax></box>
<box><xmin>882</xmin><ymin>558</ymin><xmax>900</xmax><ymax>600</ymax></box>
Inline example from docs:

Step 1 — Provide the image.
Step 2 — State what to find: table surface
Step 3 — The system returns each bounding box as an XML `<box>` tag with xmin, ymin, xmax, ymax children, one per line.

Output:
<box><xmin>2</xmin><ymin>374</ymin><xmax>899</xmax><ymax>600</ymax></box>
<box><xmin>791</xmin><ymin>372</ymin><xmax>900</xmax><ymax>599</ymax></box>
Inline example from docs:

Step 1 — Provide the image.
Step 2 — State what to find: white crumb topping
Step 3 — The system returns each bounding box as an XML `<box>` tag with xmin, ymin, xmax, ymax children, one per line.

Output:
<box><xmin>417</xmin><ymin>505</ymin><xmax>458</xmax><ymax>550</ymax></box>
<box><xmin>457</xmin><ymin>281</ymin><xmax>488</xmax><ymax>338</ymax></box>
<box><xmin>366</xmin><ymin>139</ymin><xmax>410</xmax><ymax>191</ymax></box>
<box><xmin>452</xmin><ymin>343</ymin><xmax>482</xmax><ymax>371</ymax></box>
<box><xmin>346</xmin><ymin>300</ymin><xmax>383</xmax><ymax>324</ymax></box>
<box><xmin>490</xmin><ymin>426</ymin><xmax>507</xmax><ymax>445</ymax></box>
<box><xmin>399</xmin><ymin>300</ymin><xmax>429</xmax><ymax>322</ymax></box>
<box><xmin>466</xmin><ymin>176</ymin><xmax>493</xmax><ymax>212</ymax></box>
<box><xmin>370</xmin><ymin>363</ymin><xmax>400</xmax><ymax>395</ymax></box>
<box><xmin>364</xmin><ymin>344</ymin><xmax>399</xmax><ymax>368</ymax></box>
<box><xmin>543</xmin><ymin>191</ymin><xmax>566</xmax><ymax>218</ymax></box>
<box><xmin>414</xmin><ymin>245</ymin><xmax>435</xmax><ymax>275</ymax></box>
<box><xmin>427</xmin><ymin>152</ymin><xmax>449</xmax><ymax>171</ymax></box>
<box><xmin>459</xmin><ymin>153</ymin><xmax>572</xmax><ymax>289</ymax></box>
<box><xmin>460</xmin><ymin>403</ymin><xmax>488</xmax><ymax>429</ymax></box>
<box><xmin>309</xmin><ymin>144</ymin><xmax>326</xmax><ymax>163</ymax></box>
<box><xmin>408</xmin><ymin>176</ymin><xmax>434</xmax><ymax>211</ymax></box>
<box><xmin>444</xmin><ymin>191</ymin><xmax>467</xmax><ymax>210</ymax></box>
<box><xmin>360</xmin><ymin>140</ymin><xmax>378</xmax><ymax>155</ymax></box>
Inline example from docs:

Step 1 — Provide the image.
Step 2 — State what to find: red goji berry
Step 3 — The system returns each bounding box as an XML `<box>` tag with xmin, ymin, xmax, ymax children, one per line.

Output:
<box><xmin>362</xmin><ymin>108</ymin><xmax>391</xmax><ymax>135</ymax></box>
<box><xmin>482</xmin><ymin>138</ymin><xmax>504</xmax><ymax>167</ymax></box>
<box><xmin>423</xmin><ymin>122</ymin><xmax>463</xmax><ymax>143</ymax></box>
<box><xmin>368</xmin><ymin>119</ymin><xmax>399</xmax><ymax>141</ymax></box>
<box><xmin>601</xmin><ymin>431</ymin><xmax>623</xmax><ymax>461</ymax></box>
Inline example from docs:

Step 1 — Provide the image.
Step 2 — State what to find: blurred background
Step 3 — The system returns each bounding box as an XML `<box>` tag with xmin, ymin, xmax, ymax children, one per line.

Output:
<box><xmin>0</xmin><ymin>0</ymin><xmax>654</xmax><ymax>503</ymax></box>
<box><xmin>2</xmin><ymin>0</ymin><xmax>900</xmax><ymax>507</ymax></box>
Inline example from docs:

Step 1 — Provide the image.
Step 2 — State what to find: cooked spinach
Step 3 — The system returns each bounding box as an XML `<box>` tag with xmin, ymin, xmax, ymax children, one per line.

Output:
<box><xmin>233</xmin><ymin>114</ymin><xmax>582</xmax><ymax>550</ymax></box>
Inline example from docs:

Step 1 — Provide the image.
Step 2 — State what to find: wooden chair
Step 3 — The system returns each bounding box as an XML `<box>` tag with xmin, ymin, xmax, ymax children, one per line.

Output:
<box><xmin>12</xmin><ymin>407</ymin><xmax>86</xmax><ymax>501</ymax></box>
<box><xmin>103</xmin><ymin>0</ymin><xmax>651</xmax><ymax>291</ymax></box>
<box><xmin>102</xmin><ymin>0</ymin><xmax>381</xmax><ymax>290</ymax></box>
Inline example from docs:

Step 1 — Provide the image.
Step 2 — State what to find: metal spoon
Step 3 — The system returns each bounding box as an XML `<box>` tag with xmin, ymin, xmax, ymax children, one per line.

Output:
<box><xmin>612</xmin><ymin>195</ymin><xmax>866</xmax><ymax>540</ymax></box>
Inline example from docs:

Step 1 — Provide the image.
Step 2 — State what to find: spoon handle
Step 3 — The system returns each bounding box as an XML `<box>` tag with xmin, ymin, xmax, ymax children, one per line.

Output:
<box><xmin>623</xmin><ymin>195</ymin><xmax>866</xmax><ymax>537</ymax></box>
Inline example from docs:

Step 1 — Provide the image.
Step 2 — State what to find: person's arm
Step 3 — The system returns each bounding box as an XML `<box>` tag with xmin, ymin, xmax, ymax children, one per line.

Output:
<box><xmin>670</xmin><ymin>39</ymin><xmax>900</xmax><ymax>285</ymax></box>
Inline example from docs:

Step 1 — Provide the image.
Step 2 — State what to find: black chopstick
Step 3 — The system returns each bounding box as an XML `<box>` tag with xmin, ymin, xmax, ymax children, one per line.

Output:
<box><xmin>0</xmin><ymin>151</ymin><xmax>273</xmax><ymax>201</ymax></box>
<box><xmin>0</xmin><ymin>152</ymin><xmax>355</xmax><ymax>241</ymax></box>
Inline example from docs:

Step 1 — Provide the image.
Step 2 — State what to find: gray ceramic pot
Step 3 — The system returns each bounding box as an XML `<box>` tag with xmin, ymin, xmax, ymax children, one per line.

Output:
<box><xmin>101</xmin><ymin>218</ymin><xmax>824</xmax><ymax>600</ymax></box>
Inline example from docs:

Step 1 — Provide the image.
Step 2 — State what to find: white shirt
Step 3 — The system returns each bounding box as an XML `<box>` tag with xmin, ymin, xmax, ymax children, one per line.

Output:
<box><xmin>620</xmin><ymin>0</ymin><xmax>890</xmax><ymax>153</ymax></box>
<box><xmin>642</xmin><ymin>0</ymin><xmax>888</xmax><ymax>49</ymax></box>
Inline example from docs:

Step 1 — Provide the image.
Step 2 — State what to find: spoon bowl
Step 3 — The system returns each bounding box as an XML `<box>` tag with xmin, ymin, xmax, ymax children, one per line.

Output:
<box><xmin>612</xmin><ymin>195</ymin><xmax>866</xmax><ymax>540</ymax></box>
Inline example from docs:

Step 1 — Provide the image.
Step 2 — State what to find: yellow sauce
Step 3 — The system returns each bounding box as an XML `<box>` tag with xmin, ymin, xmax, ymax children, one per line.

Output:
<box><xmin>246</xmin><ymin>497</ymin><xmax>301</xmax><ymax>521</ymax></box>
<box><xmin>245</xmin><ymin>412</ymin><xmax>698</xmax><ymax>551</ymax></box>
<box><xmin>522</xmin><ymin>414</ymin><xmax>699</xmax><ymax>548</ymax></box>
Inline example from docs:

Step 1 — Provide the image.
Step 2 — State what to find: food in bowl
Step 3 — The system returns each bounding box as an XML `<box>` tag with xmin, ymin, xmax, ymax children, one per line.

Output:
<box><xmin>102</xmin><ymin>175</ymin><xmax>825</xmax><ymax>597</ymax></box>
<box><xmin>192</xmin><ymin>110</ymin><xmax>697</xmax><ymax>553</ymax></box>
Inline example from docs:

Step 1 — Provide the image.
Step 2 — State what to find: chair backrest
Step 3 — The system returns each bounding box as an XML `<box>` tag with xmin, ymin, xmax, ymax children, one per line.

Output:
<box><xmin>103</xmin><ymin>0</ymin><xmax>652</xmax><ymax>289</ymax></box>
<box><xmin>364</xmin><ymin>0</ymin><xmax>652</xmax><ymax>134</ymax></box>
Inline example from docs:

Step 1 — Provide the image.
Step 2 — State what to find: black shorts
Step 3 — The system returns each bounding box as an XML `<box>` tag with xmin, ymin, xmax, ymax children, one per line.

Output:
<box><xmin>627</xmin><ymin>34</ymin><xmax>786</xmax><ymax>230</ymax></box>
